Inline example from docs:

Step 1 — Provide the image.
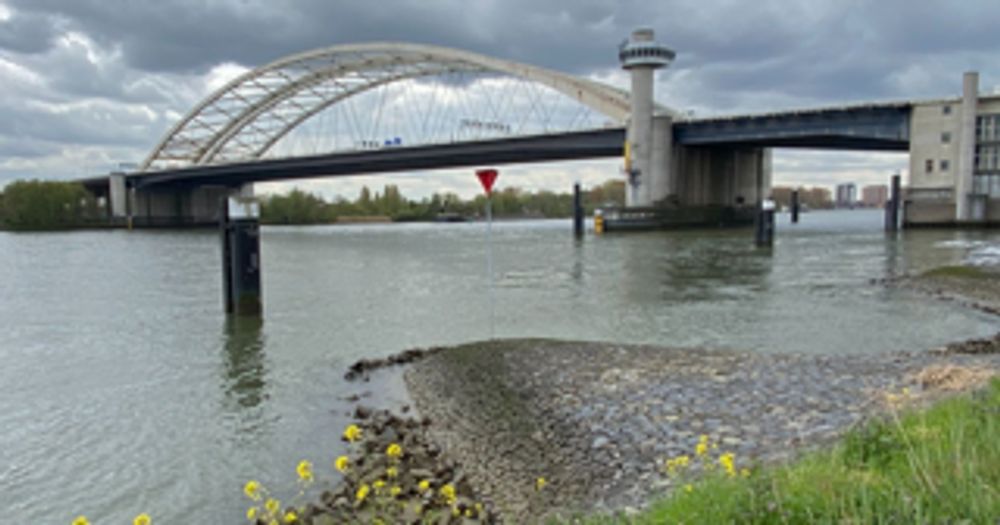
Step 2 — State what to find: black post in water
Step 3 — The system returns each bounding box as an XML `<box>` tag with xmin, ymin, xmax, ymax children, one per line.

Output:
<box><xmin>220</xmin><ymin>199</ymin><xmax>234</xmax><ymax>314</ymax></box>
<box><xmin>755</xmin><ymin>200</ymin><xmax>775</xmax><ymax>247</ymax></box>
<box><xmin>885</xmin><ymin>173</ymin><xmax>901</xmax><ymax>231</ymax></box>
<box><xmin>573</xmin><ymin>183</ymin><xmax>584</xmax><ymax>237</ymax></box>
<box><xmin>221</xmin><ymin>197</ymin><xmax>262</xmax><ymax>316</ymax></box>
<box><xmin>790</xmin><ymin>190</ymin><xmax>800</xmax><ymax>224</ymax></box>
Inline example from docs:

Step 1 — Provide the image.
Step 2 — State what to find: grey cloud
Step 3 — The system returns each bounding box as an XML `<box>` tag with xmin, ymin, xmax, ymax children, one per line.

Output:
<box><xmin>0</xmin><ymin>10</ymin><xmax>60</xmax><ymax>54</ymax></box>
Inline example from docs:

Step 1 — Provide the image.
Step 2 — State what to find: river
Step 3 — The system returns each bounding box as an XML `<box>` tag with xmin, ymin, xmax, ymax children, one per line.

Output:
<box><xmin>0</xmin><ymin>209</ymin><xmax>997</xmax><ymax>523</ymax></box>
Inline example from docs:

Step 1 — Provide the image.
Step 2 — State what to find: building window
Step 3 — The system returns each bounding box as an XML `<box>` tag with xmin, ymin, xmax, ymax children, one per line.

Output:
<box><xmin>941</xmin><ymin>132</ymin><xmax>951</xmax><ymax>144</ymax></box>
<box><xmin>943</xmin><ymin>105</ymin><xmax>952</xmax><ymax>115</ymax></box>
<box><xmin>940</xmin><ymin>159</ymin><xmax>950</xmax><ymax>171</ymax></box>
<box><xmin>925</xmin><ymin>159</ymin><xmax>934</xmax><ymax>173</ymax></box>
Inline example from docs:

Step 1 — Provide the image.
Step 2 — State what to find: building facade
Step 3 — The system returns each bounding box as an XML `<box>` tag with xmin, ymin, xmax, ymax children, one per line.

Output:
<box><xmin>861</xmin><ymin>184</ymin><xmax>888</xmax><ymax>208</ymax></box>
<box><xmin>907</xmin><ymin>72</ymin><xmax>1000</xmax><ymax>225</ymax></box>
<box><xmin>835</xmin><ymin>183</ymin><xmax>857</xmax><ymax>208</ymax></box>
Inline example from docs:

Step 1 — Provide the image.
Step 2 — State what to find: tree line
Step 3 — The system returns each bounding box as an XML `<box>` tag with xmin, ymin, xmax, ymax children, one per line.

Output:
<box><xmin>0</xmin><ymin>180</ymin><xmax>102</xmax><ymax>230</ymax></box>
<box><xmin>260</xmin><ymin>180</ymin><xmax>626</xmax><ymax>225</ymax></box>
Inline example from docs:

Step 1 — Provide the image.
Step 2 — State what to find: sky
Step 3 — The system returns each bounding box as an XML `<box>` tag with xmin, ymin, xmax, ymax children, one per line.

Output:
<box><xmin>1</xmin><ymin>0</ymin><xmax>998</xmax><ymax>199</ymax></box>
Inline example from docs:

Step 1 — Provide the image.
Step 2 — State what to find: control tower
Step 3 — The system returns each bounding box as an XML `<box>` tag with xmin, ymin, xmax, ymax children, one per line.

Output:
<box><xmin>619</xmin><ymin>29</ymin><xmax>674</xmax><ymax>207</ymax></box>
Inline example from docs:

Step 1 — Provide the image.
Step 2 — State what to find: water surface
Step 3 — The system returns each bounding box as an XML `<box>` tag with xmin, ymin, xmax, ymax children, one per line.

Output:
<box><xmin>0</xmin><ymin>210</ymin><xmax>997</xmax><ymax>523</ymax></box>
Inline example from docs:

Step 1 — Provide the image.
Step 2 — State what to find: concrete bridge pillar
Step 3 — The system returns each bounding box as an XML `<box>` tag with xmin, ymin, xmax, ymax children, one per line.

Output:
<box><xmin>955</xmin><ymin>71</ymin><xmax>978</xmax><ymax>222</ymax></box>
<box><xmin>109</xmin><ymin>173</ymin><xmax>128</xmax><ymax>219</ymax></box>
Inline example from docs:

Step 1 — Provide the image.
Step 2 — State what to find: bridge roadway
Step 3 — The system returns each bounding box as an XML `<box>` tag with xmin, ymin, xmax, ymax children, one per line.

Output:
<box><xmin>115</xmin><ymin>101</ymin><xmax>910</xmax><ymax>189</ymax></box>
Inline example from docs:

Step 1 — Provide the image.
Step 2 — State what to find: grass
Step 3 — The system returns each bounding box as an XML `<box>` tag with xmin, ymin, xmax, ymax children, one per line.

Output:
<box><xmin>921</xmin><ymin>265</ymin><xmax>993</xmax><ymax>279</ymax></box>
<box><xmin>580</xmin><ymin>378</ymin><xmax>1000</xmax><ymax>524</ymax></box>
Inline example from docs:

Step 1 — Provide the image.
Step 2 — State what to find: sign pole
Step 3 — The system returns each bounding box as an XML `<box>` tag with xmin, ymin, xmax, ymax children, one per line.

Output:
<box><xmin>486</xmin><ymin>195</ymin><xmax>494</xmax><ymax>339</ymax></box>
<box><xmin>475</xmin><ymin>168</ymin><xmax>499</xmax><ymax>340</ymax></box>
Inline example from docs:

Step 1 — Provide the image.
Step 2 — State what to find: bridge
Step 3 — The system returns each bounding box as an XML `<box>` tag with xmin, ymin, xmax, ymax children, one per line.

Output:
<box><xmin>82</xmin><ymin>30</ymin><xmax>998</xmax><ymax>228</ymax></box>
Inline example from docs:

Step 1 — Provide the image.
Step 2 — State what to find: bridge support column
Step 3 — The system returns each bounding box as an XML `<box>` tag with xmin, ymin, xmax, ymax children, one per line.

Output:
<box><xmin>955</xmin><ymin>71</ymin><xmax>978</xmax><ymax>222</ymax></box>
<box><xmin>109</xmin><ymin>173</ymin><xmax>128</xmax><ymax>221</ymax></box>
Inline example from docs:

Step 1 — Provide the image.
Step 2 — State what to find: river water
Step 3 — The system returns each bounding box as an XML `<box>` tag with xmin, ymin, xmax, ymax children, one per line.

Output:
<box><xmin>0</xmin><ymin>210</ymin><xmax>997</xmax><ymax>523</ymax></box>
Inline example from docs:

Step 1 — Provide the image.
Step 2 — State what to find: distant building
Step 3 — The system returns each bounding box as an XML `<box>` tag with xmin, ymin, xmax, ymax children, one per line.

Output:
<box><xmin>861</xmin><ymin>185</ymin><xmax>889</xmax><ymax>208</ymax></box>
<box><xmin>836</xmin><ymin>183</ymin><xmax>857</xmax><ymax>208</ymax></box>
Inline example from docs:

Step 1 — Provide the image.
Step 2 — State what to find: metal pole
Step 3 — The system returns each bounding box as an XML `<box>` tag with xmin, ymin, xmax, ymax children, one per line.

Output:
<box><xmin>790</xmin><ymin>190</ymin><xmax>800</xmax><ymax>224</ymax></box>
<box><xmin>486</xmin><ymin>197</ymin><xmax>494</xmax><ymax>339</ymax></box>
<box><xmin>573</xmin><ymin>183</ymin><xmax>584</xmax><ymax>237</ymax></box>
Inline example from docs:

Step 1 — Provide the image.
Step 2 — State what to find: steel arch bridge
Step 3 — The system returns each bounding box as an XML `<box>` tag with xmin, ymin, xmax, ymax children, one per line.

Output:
<box><xmin>141</xmin><ymin>42</ymin><xmax>675</xmax><ymax>172</ymax></box>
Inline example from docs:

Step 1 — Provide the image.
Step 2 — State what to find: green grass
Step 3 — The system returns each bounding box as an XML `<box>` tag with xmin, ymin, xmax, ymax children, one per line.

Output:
<box><xmin>921</xmin><ymin>265</ymin><xmax>993</xmax><ymax>279</ymax></box>
<box><xmin>580</xmin><ymin>379</ymin><xmax>1000</xmax><ymax>524</ymax></box>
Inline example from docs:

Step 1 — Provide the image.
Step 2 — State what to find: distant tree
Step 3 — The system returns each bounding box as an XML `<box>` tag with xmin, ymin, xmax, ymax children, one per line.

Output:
<box><xmin>0</xmin><ymin>180</ymin><xmax>96</xmax><ymax>230</ymax></box>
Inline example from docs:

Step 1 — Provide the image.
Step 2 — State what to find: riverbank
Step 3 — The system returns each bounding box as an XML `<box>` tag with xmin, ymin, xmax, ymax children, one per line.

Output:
<box><xmin>889</xmin><ymin>264</ymin><xmax>1000</xmax><ymax>316</ymax></box>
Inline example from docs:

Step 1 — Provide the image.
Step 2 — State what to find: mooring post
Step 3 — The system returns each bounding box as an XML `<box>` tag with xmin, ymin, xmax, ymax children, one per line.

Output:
<box><xmin>885</xmin><ymin>173</ymin><xmax>901</xmax><ymax>232</ymax></box>
<box><xmin>755</xmin><ymin>199</ymin><xmax>775</xmax><ymax>247</ymax></box>
<box><xmin>790</xmin><ymin>189</ymin><xmax>800</xmax><ymax>224</ymax></box>
<box><xmin>221</xmin><ymin>197</ymin><xmax>262</xmax><ymax>316</ymax></box>
<box><xmin>573</xmin><ymin>183</ymin><xmax>584</xmax><ymax>237</ymax></box>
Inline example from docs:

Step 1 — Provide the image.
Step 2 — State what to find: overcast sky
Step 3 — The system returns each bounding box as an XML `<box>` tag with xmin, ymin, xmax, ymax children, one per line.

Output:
<box><xmin>1</xmin><ymin>0</ymin><xmax>998</xmax><ymax>198</ymax></box>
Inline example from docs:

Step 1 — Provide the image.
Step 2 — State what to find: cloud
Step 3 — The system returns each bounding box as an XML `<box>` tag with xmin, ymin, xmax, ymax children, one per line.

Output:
<box><xmin>0</xmin><ymin>0</ymin><xmax>997</xmax><ymax>194</ymax></box>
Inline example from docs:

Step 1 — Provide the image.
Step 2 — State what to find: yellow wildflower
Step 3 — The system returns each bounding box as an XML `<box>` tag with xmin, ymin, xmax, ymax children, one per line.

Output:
<box><xmin>418</xmin><ymin>479</ymin><xmax>431</xmax><ymax>492</ymax></box>
<box><xmin>741</xmin><ymin>468</ymin><xmax>751</xmax><ymax>478</ymax></box>
<box><xmin>386</xmin><ymin>466</ymin><xmax>398</xmax><ymax>478</ymax></box>
<box><xmin>535</xmin><ymin>477</ymin><xmax>547</xmax><ymax>491</ymax></box>
<box><xmin>451</xmin><ymin>505</ymin><xmax>461</xmax><ymax>517</ymax></box>
<box><xmin>244</xmin><ymin>480</ymin><xmax>262</xmax><ymax>501</ymax></box>
<box><xmin>343</xmin><ymin>424</ymin><xmax>362</xmax><ymax>442</ymax></box>
<box><xmin>440</xmin><ymin>483</ymin><xmax>456</xmax><ymax>503</ymax></box>
<box><xmin>265</xmin><ymin>498</ymin><xmax>280</xmax><ymax>515</ymax></box>
<box><xmin>334</xmin><ymin>455</ymin><xmax>350</xmax><ymax>473</ymax></box>
<box><xmin>374</xmin><ymin>479</ymin><xmax>386</xmax><ymax>491</ymax></box>
<box><xmin>699</xmin><ymin>434</ymin><xmax>709</xmax><ymax>443</ymax></box>
<box><xmin>72</xmin><ymin>517</ymin><xmax>90</xmax><ymax>525</ymax></box>
<box><xmin>675</xmin><ymin>455</ymin><xmax>690</xmax><ymax>467</ymax></box>
<box><xmin>390</xmin><ymin>485</ymin><xmax>402</xmax><ymax>497</ymax></box>
<box><xmin>356</xmin><ymin>483</ymin><xmax>371</xmax><ymax>502</ymax></box>
<box><xmin>246</xmin><ymin>507</ymin><xmax>258</xmax><ymax>521</ymax></box>
<box><xmin>465</xmin><ymin>509</ymin><xmax>473</xmax><ymax>518</ymax></box>
<box><xmin>719</xmin><ymin>452</ymin><xmax>736</xmax><ymax>476</ymax></box>
<box><xmin>695</xmin><ymin>441</ymin><xmax>708</xmax><ymax>456</ymax></box>
<box><xmin>133</xmin><ymin>513</ymin><xmax>151</xmax><ymax>525</ymax></box>
<box><xmin>684</xmin><ymin>484</ymin><xmax>693</xmax><ymax>493</ymax></box>
<box><xmin>296</xmin><ymin>460</ymin><xmax>313</xmax><ymax>483</ymax></box>
<box><xmin>475</xmin><ymin>502</ymin><xmax>484</xmax><ymax>514</ymax></box>
<box><xmin>386</xmin><ymin>443</ymin><xmax>403</xmax><ymax>459</ymax></box>
<box><xmin>283</xmin><ymin>510</ymin><xmax>297</xmax><ymax>523</ymax></box>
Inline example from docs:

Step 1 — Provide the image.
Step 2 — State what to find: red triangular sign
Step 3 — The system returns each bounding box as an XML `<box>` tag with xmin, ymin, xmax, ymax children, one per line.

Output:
<box><xmin>476</xmin><ymin>169</ymin><xmax>498</xmax><ymax>195</ymax></box>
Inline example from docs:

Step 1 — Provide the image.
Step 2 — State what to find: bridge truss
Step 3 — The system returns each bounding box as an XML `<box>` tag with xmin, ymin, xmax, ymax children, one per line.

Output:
<box><xmin>142</xmin><ymin>43</ymin><xmax>671</xmax><ymax>172</ymax></box>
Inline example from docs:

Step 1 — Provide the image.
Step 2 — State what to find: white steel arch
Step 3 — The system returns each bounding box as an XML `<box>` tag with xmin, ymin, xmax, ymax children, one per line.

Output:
<box><xmin>141</xmin><ymin>42</ymin><xmax>674</xmax><ymax>171</ymax></box>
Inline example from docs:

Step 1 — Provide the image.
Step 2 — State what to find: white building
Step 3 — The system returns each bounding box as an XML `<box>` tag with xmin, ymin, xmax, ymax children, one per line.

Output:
<box><xmin>907</xmin><ymin>72</ymin><xmax>1000</xmax><ymax>225</ymax></box>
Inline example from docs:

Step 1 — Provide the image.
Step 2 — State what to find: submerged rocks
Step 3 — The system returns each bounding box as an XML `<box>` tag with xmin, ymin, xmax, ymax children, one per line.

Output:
<box><xmin>291</xmin><ymin>408</ymin><xmax>498</xmax><ymax>524</ymax></box>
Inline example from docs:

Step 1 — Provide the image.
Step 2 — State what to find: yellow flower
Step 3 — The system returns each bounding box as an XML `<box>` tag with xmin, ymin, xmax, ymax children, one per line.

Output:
<box><xmin>719</xmin><ymin>452</ymin><xmax>736</xmax><ymax>476</ymax></box>
<box><xmin>296</xmin><ymin>460</ymin><xmax>313</xmax><ymax>483</ymax></box>
<box><xmin>535</xmin><ymin>477</ymin><xmax>547</xmax><ymax>491</ymax></box>
<box><xmin>244</xmin><ymin>480</ymin><xmax>262</xmax><ymax>501</ymax></box>
<box><xmin>72</xmin><ymin>516</ymin><xmax>90</xmax><ymax>525</ymax></box>
<box><xmin>283</xmin><ymin>510</ymin><xmax>297</xmax><ymax>523</ymax></box>
<box><xmin>699</xmin><ymin>434</ymin><xmax>709</xmax><ymax>443</ymax></box>
<box><xmin>386</xmin><ymin>466</ymin><xmax>398</xmax><ymax>478</ymax></box>
<box><xmin>386</xmin><ymin>443</ymin><xmax>403</xmax><ymax>459</ymax></box>
<box><xmin>695</xmin><ymin>442</ymin><xmax>708</xmax><ymax>456</ymax></box>
<box><xmin>465</xmin><ymin>509</ymin><xmax>474</xmax><ymax>518</ymax></box>
<box><xmin>246</xmin><ymin>507</ymin><xmax>258</xmax><ymax>521</ymax></box>
<box><xmin>265</xmin><ymin>498</ymin><xmax>280</xmax><ymax>515</ymax></box>
<box><xmin>684</xmin><ymin>484</ymin><xmax>693</xmax><ymax>493</ymax></box>
<box><xmin>741</xmin><ymin>468</ymin><xmax>751</xmax><ymax>478</ymax></box>
<box><xmin>675</xmin><ymin>455</ymin><xmax>690</xmax><ymax>467</ymax></box>
<box><xmin>356</xmin><ymin>483</ymin><xmax>371</xmax><ymax>502</ymax></box>
<box><xmin>343</xmin><ymin>424</ymin><xmax>362</xmax><ymax>442</ymax></box>
<box><xmin>334</xmin><ymin>455</ymin><xmax>350</xmax><ymax>473</ymax></box>
<box><xmin>418</xmin><ymin>479</ymin><xmax>431</xmax><ymax>492</ymax></box>
<box><xmin>390</xmin><ymin>485</ymin><xmax>402</xmax><ymax>497</ymax></box>
<box><xmin>440</xmin><ymin>483</ymin><xmax>456</xmax><ymax>503</ymax></box>
<box><xmin>133</xmin><ymin>513</ymin><xmax>151</xmax><ymax>525</ymax></box>
<box><xmin>374</xmin><ymin>479</ymin><xmax>386</xmax><ymax>491</ymax></box>
<box><xmin>451</xmin><ymin>505</ymin><xmax>461</xmax><ymax>517</ymax></box>
<box><xmin>475</xmin><ymin>502</ymin><xmax>485</xmax><ymax>516</ymax></box>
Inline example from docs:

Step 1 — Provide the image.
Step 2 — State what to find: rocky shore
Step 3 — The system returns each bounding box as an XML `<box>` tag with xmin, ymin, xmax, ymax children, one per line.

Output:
<box><xmin>286</xmin><ymin>265</ymin><xmax>1000</xmax><ymax>523</ymax></box>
